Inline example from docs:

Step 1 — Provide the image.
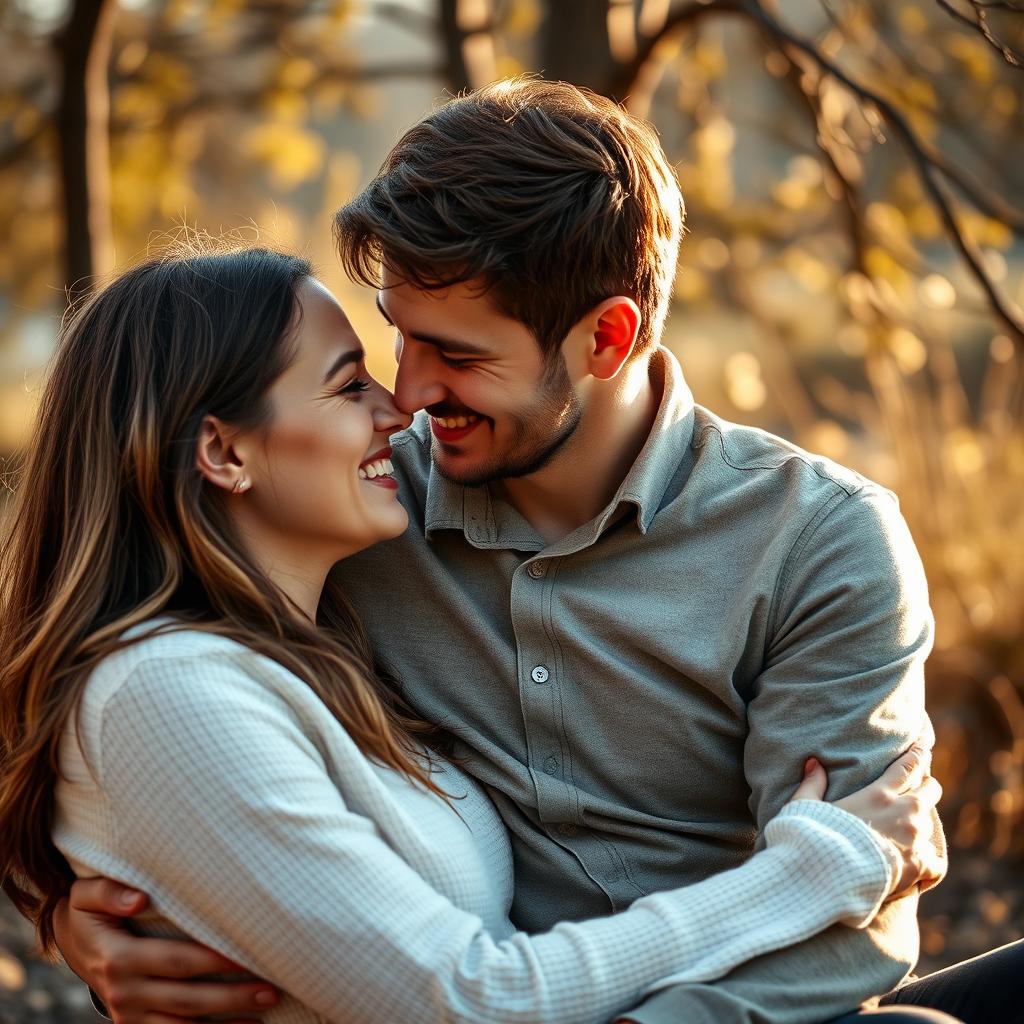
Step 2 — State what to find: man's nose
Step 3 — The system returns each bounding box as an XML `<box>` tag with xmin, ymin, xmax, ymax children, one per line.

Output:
<box><xmin>393</xmin><ymin>346</ymin><xmax>446</xmax><ymax>416</ymax></box>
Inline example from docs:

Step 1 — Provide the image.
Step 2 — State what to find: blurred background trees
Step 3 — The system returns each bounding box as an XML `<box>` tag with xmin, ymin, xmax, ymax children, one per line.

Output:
<box><xmin>1</xmin><ymin>0</ymin><xmax>1022</xmax><ymax>1017</ymax></box>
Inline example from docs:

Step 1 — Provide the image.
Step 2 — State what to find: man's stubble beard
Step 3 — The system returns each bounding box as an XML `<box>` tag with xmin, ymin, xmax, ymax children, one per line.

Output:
<box><xmin>432</xmin><ymin>355</ymin><xmax>583</xmax><ymax>487</ymax></box>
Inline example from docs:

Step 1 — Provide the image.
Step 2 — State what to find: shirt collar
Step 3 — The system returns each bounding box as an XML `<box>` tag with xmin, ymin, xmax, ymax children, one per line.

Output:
<box><xmin>424</xmin><ymin>346</ymin><xmax>696</xmax><ymax>551</ymax></box>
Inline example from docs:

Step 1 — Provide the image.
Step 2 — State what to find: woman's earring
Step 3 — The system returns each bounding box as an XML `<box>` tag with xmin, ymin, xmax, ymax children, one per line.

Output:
<box><xmin>232</xmin><ymin>477</ymin><xmax>249</xmax><ymax>494</ymax></box>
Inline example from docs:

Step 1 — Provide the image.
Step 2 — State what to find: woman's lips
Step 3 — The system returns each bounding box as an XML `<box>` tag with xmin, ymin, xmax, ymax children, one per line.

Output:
<box><xmin>358</xmin><ymin>449</ymin><xmax>398</xmax><ymax>489</ymax></box>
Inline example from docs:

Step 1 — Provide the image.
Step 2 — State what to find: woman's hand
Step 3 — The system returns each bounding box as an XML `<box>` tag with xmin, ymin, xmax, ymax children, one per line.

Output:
<box><xmin>788</xmin><ymin>743</ymin><xmax>946</xmax><ymax>899</ymax></box>
<box><xmin>53</xmin><ymin>877</ymin><xmax>279</xmax><ymax>1023</ymax></box>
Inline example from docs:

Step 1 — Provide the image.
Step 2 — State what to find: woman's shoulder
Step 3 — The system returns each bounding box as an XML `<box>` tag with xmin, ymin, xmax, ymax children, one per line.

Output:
<box><xmin>81</xmin><ymin>620</ymin><xmax>296</xmax><ymax>721</ymax></box>
<box><xmin>94</xmin><ymin>619</ymin><xmax>258</xmax><ymax>675</ymax></box>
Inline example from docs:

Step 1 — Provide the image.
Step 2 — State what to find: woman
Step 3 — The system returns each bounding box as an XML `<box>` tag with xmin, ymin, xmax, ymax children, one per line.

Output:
<box><xmin>0</xmin><ymin>245</ymin><xmax>940</xmax><ymax>1024</ymax></box>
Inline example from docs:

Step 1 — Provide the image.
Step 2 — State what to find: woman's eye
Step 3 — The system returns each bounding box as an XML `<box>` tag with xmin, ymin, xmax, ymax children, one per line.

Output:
<box><xmin>333</xmin><ymin>377</ymin><xmax>371</xmax><ymax>396</ymax></box>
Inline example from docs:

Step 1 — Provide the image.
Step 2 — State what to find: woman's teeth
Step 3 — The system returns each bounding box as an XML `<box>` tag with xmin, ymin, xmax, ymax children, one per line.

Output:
<box><xmin>358</xmin><ymin>458</ymin><xmax>394</xmax><ymax>480</ymax></box>
<box><xmin>433</xmin><ymin>414</ymin><xmax>479</xmax><ymax>429</ymax></box>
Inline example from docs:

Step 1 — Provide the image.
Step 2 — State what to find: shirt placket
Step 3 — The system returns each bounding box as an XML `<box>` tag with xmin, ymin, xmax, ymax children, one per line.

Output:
<box><xmin>510</xmin><ymin>553</ymin><xmax>647</xmax><ymax>911</ymax></box>
<box><xmin>511</xmin><ymin>556</ymin><xmax>575</xmax><ymax>824</ymax></box>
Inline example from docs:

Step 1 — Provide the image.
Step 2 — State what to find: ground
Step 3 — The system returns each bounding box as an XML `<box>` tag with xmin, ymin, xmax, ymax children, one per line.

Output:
<box><xmin>1</xmin><ymin>851</ymin><xmax>1020</xmax><ymax>1023</ymax></box>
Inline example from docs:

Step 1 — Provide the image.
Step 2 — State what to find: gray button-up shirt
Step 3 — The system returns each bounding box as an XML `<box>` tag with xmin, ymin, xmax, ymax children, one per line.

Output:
<box><xmin>335</xmin><ymin>347</ymin><xmax>935</xmax><ymax>1023</ymax></box>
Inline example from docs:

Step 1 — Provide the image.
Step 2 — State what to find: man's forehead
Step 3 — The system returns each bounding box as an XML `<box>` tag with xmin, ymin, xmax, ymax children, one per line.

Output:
<box><xmin>377</xmin><ymin>277</ymin><xmax>516</xmax><ymax>326</ymax></box>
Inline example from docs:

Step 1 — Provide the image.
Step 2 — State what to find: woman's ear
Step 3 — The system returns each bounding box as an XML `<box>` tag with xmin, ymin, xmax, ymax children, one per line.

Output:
<box><xmin>196</xmin><ymin>416</ymin><xmax>250</xmax><ymax>494</ymax></box>
<box><xmin>586</xmin><ymin>297</ymin><xmax>642</xmax><ymax>381</ymax></box>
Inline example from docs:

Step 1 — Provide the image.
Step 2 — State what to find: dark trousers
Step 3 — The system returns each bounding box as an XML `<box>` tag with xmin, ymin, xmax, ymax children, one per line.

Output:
<box><xmin>829</xmin><ymin>939</ymin><xmax>1024</xmax><ymax>1024</ymax></box>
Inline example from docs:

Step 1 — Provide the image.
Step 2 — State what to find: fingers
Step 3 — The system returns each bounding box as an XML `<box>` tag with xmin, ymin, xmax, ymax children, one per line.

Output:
<box><xmin>789</xmin><ymin>757</ymin><xmax>828</xmax><ymax>802</ymax></box>
<box><xmin>882</xmin><ymin>742</ymin><xmax>929</xmax><ymax>795</ymax></box>
<box><xmin>111</xmin><ymin>937</ymin><xmax>248</xmax><ymax>979</ymax></box>
<box><xmin>915</xmin><ymin>844</ymin><xmax>948</xmax><ymax>893</ymax></box>
<box><xmin>914</xmin><ymin>775</ymin><xmax>943</xmax><ymax>811</ymax></box>
<box><xmin>69</xmin><ymin>876</ymin><xmax>149</xmax><ymax>917</ymax></box>
<box><xmin>888</xmin><ymin>841</ymin><xmax>947</xmax><ymax>901</ymax></box>
<box><xmin>114</xmin><ymin>979</ymin><xmax>278</xmax><ymax>1020</ymax></box>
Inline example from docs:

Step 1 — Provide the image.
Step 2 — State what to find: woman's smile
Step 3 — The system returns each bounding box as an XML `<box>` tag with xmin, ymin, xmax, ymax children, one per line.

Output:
<box><xmin>358</xmin><ymin>447</ymin><xmax>398</xmax><ymax>489</ymax></box>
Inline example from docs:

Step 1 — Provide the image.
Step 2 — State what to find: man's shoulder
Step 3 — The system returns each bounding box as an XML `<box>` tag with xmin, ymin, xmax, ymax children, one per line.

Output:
<box><xmin>665</xmin><ymin>405</ymin><xmax>906</xmax><ymax>561</ymax></box>
<box><xmin>690</xmin><ymin>405</ymin><xmax>874</xmax><ymax>500</ymax></box>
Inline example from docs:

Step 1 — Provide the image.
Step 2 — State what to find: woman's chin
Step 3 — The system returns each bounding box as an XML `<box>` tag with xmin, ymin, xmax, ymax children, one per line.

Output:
<box><xmin>376</xmin><ymin>507</ymin><xmax>409</xmax><ymax>544</ymax></box>
<box><xmin>346</xmin><ymin>506</ymin><xmax>410</xmax><ymax>557</ymax></box>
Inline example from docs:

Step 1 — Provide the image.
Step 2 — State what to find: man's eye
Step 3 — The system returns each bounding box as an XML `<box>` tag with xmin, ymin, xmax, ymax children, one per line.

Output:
<box><xmin>439</xmin><ymin>354</ymin><xmax>472</xmax><ymax>368</ymax></box>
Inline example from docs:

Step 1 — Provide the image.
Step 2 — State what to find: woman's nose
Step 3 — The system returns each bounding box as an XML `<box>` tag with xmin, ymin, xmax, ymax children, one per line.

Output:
<box><xmin>373</xmin><ymin>383</ymin><xmax>413</xmax><ymax>433</ymax></box>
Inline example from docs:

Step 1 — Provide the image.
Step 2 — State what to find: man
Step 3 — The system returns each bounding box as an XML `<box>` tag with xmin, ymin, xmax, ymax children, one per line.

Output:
<box><xmin>59</xmin><ymin>78</ymin><xmax>953</xmax><ymax>1022</ymax></box>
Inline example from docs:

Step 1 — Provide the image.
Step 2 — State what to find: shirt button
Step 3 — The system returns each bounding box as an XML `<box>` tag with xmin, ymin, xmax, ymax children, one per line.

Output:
<box><xmin>527</xmin><ymin>561</ymin><xmax>547</xmax><ymax>579</ymax></box>
<box><xmin>558</xmin><ymin>823</ymin><xmax>579</xmax><ymax>837</ymax></box>
<box><xmin>543</xmin><ymin>756</ymin><xmax>559</xmax><ymax>775</ymax></box>
<box><xmin>531</xmin><ymin>665</ymin><xmax>550</xmax><ymax>684</ymax></box>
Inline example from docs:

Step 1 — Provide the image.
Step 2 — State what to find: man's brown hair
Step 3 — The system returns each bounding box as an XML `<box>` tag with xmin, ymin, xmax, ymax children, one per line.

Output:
<box><xmin>334</xmin><ymin>77</ymin><xmax>685</xmax><ymax>358</ymax></box>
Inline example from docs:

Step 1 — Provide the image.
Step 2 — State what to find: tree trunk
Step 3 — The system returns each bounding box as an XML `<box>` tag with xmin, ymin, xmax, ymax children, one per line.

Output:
<box><xmin>439</xmin><ymin>0</ymin><xmax>473</xmax><ymax>93</ymax></box>
<box><xmin>539</xmin><ymin>0</ymin><xmax>615</xmax><ymax>92</ymax></box>
<box><xmin>55</xmin><ymin>0</ymin><xmax>116</xmax><ymax>307</ymax></box>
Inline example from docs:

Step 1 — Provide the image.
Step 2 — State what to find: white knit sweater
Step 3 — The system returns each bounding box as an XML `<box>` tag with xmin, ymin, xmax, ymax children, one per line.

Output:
<box><xmin>54</xmin><ymin>626</ymin><xmax>899</xmax><ymax>1024</ymax></box>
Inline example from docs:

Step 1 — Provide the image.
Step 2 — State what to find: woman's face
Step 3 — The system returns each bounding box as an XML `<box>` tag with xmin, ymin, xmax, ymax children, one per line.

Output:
<box><xmin>236</xmin><ymin>277</ymin><xmax>411</xmax><ymax>563</ymax></box>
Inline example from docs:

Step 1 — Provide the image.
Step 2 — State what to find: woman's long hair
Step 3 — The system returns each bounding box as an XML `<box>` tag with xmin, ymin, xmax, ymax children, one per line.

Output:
<box><xmin>0</xmin><ymin>245</ymin><xmax>442</xmax><ymax>953</ymax></box>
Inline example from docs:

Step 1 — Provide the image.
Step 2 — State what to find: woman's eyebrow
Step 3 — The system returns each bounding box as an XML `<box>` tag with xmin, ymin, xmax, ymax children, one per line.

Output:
<box><xmin>322</xmin><ymin>348</ymin><xmax>364</xmax><ymax>385</ymax></box>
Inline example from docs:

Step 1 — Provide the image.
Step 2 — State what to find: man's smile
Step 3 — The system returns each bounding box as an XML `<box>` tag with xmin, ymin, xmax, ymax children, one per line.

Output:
<box><xmin>430</xmin><ymin>413</ymin><xmax>483</xmax><ymax>443</ymax></box>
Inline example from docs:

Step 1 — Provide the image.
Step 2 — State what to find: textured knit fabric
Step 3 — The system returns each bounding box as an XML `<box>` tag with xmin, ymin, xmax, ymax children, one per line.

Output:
<box><xmin>54</xmin><ymin>626</ymin><xmax>898</xmax><ymax>1024</ymax></box>
<box><xmin>332</xmin><ymin>345</ymin><xmax>939</xmax><ymax>1023</ymax></box>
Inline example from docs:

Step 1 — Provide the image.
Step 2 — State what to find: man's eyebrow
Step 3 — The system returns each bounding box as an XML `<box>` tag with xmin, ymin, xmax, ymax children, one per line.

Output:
<box><xmin>375</xmin><ymin>294</ymin><xmax>490</xmax><ymax>358</ymax></box>
<box><xmin>322</xmin><ymin>348</ymin><xmax>364</xmax><ymax>384</ymax></box>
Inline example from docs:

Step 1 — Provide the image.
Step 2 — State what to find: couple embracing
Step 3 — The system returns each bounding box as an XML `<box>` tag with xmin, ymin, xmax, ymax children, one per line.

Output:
<box><xmin>1</xmin><ymin>78</ymin><xmax>1018</xmax><ymax>1024</ymax></box>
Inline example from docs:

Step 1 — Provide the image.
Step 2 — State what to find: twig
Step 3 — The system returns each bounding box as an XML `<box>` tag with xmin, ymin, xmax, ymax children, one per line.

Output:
<box><xmin>743</xmin><ymin>0</ymin><xmax>1024</xmax><ymax>347</ymax></box>
<box><xmin>775</xmin><ymin>45</ymin><xmax>870</xmax><ymax>275</ymax></box>
<box><xmin>921</xmin><ymin>142</ymin><xmax>1024</xmax><ymax>233</ymax></box>
<box><xmin>934</xmin><ymin>0</ymin><xmax>1022</xmax><ymax>68</ymax></box>
<box><xmin>609</xmin><ymin>0</ymin><xmax>744</xmax><ymax>99</ymax></box>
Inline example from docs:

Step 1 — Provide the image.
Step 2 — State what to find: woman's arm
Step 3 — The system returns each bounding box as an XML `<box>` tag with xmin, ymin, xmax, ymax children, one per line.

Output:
<box><xmin>62</xmin><ymin>653</ymin><xmax>916</xmax><ymax>1024</ymax></box>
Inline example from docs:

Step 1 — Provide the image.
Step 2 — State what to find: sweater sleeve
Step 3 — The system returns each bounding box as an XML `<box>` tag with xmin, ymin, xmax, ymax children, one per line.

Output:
<box><xmin>83</xmin><ymin>652</ymin><xmax>895</xmax><ymax>1024</ymax></box>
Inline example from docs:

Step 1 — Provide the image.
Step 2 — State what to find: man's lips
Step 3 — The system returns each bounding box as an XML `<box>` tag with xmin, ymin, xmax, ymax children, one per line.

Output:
<box><xmin>430</xmin><ymin>414</ymin><xmax>482</xmax><ymax>443</ymax></box>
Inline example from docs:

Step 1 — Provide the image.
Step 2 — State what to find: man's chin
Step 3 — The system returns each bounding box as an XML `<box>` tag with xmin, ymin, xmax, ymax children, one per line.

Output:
<box><xmin>430</xmin><ymin>450</ymin><xmax>499</xmax><ymax>488</ymax></box>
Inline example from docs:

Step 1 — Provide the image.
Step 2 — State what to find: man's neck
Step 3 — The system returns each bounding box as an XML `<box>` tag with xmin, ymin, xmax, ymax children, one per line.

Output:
<box><xmin>493</xmin><ymin>357</ymin><xmax>661</xmax><ymax>546</ymax></box>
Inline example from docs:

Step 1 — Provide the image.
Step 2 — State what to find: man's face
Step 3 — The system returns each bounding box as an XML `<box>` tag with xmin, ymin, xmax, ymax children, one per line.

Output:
<box><xmin>377</xmin><ymin>274</ymin><xmax>583</xmax><ymax>486</ymax></box>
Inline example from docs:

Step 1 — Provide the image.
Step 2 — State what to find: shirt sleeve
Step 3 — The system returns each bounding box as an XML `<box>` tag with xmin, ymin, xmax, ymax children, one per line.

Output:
<box><xmin>622</xmin><ymin>487</ymin><xmax>942</xmax><ymax>1024</ymax></box>
<box><xmin>88</xmin><ymin>650</ymin><xmax>896</xmax><ymax>1024</ymax></box>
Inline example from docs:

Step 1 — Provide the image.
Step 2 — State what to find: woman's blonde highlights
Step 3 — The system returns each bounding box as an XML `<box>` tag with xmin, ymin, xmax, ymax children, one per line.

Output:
<box><xmin>0</xmin><ymin>244</ymin><xmax>443</xmax><ymax>954</ymax></box>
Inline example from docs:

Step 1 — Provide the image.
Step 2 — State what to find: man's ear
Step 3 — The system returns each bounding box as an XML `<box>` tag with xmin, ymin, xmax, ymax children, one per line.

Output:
<box><xmin>196</xmin><ymin>415</ymin><xmax>250</xmax><ymax>495</ymax></box>
<box><xmin>586</xmin><ymin>297</ymin><xmax>642</xmax><ymax>381</ymax></box>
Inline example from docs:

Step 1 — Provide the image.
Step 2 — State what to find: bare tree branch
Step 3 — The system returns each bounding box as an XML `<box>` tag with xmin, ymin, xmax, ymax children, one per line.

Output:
<box><xmin>775</xmin><ymin>47</ymin><xmax>870</xmax><ymax>276</ymax></box>
<box><xmin>742</xmin><ymin>0</ymin><xmax>1024</xmax><ymax>347</ymax></box>
<box><xmin>921</xmin><ymin>141</ymin><xmax>1024</xmax><ymax>233</ymax></box>
<box><xmin>934</xmin><ymin>0</ymin><xmax>1023</xmax><ymax>67</ymax></box>
<box><xmin>609</xmin><ymin>0</ymin><xmax>743</xmax><ymax>100</ymax></box>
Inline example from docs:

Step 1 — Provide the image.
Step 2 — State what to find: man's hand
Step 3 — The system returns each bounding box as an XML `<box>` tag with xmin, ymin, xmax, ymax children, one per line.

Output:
<box><xmin>54</xmin><ymin>877</ymin><xmax>279</xmax><ymax>1023</ymax></box>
